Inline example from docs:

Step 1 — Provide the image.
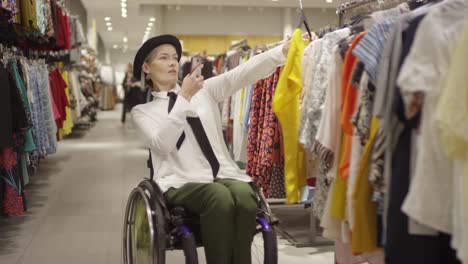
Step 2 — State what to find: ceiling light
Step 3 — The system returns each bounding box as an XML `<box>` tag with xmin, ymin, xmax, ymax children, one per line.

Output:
<box><xmin>121</xmin><ymin>8</ymin><xmax>127</xmax><ymax>13</ymax></box>
<box><xmin>108</xmin><ymin>27</ymin><xmax>113</xmax><ymax>31</ymax></box>
<box><xmin>272</xmin><ymin>0</ymin><xmax>279</xmax><ymax>1</ymax></box>
<box><xmin>146</xmin><ymin>27</ymin><xmax>151</xmax><ymax>31</ymax></box>
<box><xmin>106</xmin><ymin>22</ymin><xmax>112</xmax><ymax>26</ymax></box>
<box><xmin>326</xmin><ymin>0</ymin><xmax>333</xmax><ymax>2</ymax></box>
<box><xmin>149</xmin><ymin>17</ymin><xmax>156</xmax><ymax>22</ymax></box>
<box><xmin>121</xmin><ymin>2</ymin><xmax>127</xmax><ymax>8</ymax></box>
<box><xmin>175</xmin><ymin>5</ymin><xmax>181</xmax><ymax>11</ymax></box>
<box><xmin>104</xmin><ymin>17</ymin><xmax>111</xmax><ymax>21</ymax></box>
<box><xmin>122</xmin><ymin>13</ymin><xmax>127</xmax><ymax>18</ymax></box>
<box><xmin>123</xmin><ymin>37</ymin><xmax>128</xmax><ymax>43</ymax></box>
<box><xmin>148</xmin><ymin>22</ymin><xmax>154</xmax><ymax>27</ymax></box>
<box><xmin>121</xmin><ymin>0</ymin><xmax>126</xmax><ymax>2</ymax></box>
<box><xmin>113</xmin><ymin>44</ymin><xmax>118</xmax><ymax>49</ymax></box>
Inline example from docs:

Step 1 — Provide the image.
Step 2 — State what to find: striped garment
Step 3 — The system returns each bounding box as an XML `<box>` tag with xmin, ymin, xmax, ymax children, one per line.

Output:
<box><xmin>352</xmin><ymin>16</ymin><xmax>401</xmax><ymax>84</ymax></box>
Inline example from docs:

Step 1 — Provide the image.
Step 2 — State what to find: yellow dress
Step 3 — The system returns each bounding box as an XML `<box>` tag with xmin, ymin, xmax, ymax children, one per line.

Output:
<box><xmin>59</xmin><ymin>70</ymin><xmax>74</xmax><ymax>138</ymax></box>
<box><xmin>351</xmin><ymin>117</ymin><xmax>380</xmax><ymax>253</ymax></box>
<box><xmin>273</xmin><ymin>28</ymin><xmax>307</xmax><ymax>204</ymax></box>
<box><xmin>330</xmin><ymin>134</ymin><xmax>347</xmax><ymax>220</ymax></box>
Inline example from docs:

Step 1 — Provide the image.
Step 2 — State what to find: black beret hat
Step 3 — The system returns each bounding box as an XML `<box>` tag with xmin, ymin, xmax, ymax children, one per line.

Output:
<box><xmin>133</xmin><ymin>34</ymin><xmax>182</xmax><ymax>78</ymax></box>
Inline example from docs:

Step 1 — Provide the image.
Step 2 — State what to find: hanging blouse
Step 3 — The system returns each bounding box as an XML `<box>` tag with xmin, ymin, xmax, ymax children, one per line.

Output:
<box><xmin>35</xmin><ymin>0</ymin><xmax>46</xmax><ymax>35</ymax></box>
<box><xmin>329</xmin><ymin>33</ymin><xmax>365</xmax><ymax>221</ymax></box>
<box><xmin>299</xmin><ymin>28</ymin><xmax>351</xmax><ymax>150</ymax></box>
<box><xmin>58</xmin><ymin>70</ymin><xmax>73</xmax><ymax>138</ymax></box>
<box><xmin>1</xmin><ymin>0</ymin><xmax>18</xmax><ymax>23</ymax></box>
<box><xmin>398</xmin><ymin>0</ymin><xmax>468</xmax><ymax>236</ymax></box>
<box><xmin>434</xmin><ymin>24</ymin><xmax>468</xmax><ymax>264</ymax></box>
<box><xmin>352</xmin><ymin>117</ymin><xmax>380</xmax><ymax>253</ymax></box>
<box><xmin>43</xmin><ymin>0</ymin><xmax>55</xmax><ymax>38</ymax></box>
<box><xmin>247</xmin><ymin>67</ymin><xmax>284</xmax><ymax>198</ymax></box>
<box><xmin>9</xmin><ymin>60</ymin><xmax>35</xmax><ymax>153</ymax></box>
<box><xmin>49</xmin><ymin>68</ymin><xmax>70</xmax><ymax>130</ymax></box>
<box><xmin>272</xmin><ymin>28</ymin><xmax>306</xmax><ymax>204</ymax></box>
<box><xmin>19</xmin><ymin>0</ymin><xmax>37</xmax><ymax>31</ymax></box>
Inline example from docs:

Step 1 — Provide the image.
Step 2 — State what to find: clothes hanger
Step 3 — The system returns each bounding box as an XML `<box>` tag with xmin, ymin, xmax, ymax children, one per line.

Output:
<box><xmin>297</xmin><ymin>0</ymin><xmax>313</xmax><ymax>40</ymax></box>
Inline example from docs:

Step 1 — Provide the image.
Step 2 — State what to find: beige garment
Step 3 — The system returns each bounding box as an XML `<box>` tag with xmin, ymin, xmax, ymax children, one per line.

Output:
<box><xmin>434</xmin><ymin>22</ymin><xmax>468</xmax><ymax>264</ymax></box>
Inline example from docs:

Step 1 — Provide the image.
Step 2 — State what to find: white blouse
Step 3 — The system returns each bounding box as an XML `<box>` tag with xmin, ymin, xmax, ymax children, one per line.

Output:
<box><xmin>131</xmin><ymin>45</ymin><xmax>285</xmax><ymax>192</ymax></box>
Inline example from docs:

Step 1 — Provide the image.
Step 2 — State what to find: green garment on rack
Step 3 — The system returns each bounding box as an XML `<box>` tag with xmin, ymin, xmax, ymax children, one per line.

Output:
<box><xmin>10</xmin><ymin>59</ymin><xmax>36</xmax><ymax>153</ymax></box>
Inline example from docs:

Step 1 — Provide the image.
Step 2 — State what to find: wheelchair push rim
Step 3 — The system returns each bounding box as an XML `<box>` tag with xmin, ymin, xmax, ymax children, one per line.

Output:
<box><xmin>123</xmin><ymin>187</ymin><xmax>165</xmax><ymax>264</ymax></box>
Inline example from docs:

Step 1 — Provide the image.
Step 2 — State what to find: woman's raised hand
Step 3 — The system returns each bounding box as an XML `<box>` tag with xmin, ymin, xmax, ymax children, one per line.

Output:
<box><xmin>180</xmin><ymin>64</ymin><xmax>204</xmax><ymax>101</ymax></box>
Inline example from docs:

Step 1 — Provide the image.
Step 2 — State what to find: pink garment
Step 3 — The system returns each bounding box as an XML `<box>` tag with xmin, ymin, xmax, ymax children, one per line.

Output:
<box><xmin>335</xmin><ymin>240</ymin><xmax>384</xmax><ymax>264</ymax></box>
<box><xmin>0</xmin><ymin>147</ymin><xmax>17</xmax><ymax>170</ymax></box>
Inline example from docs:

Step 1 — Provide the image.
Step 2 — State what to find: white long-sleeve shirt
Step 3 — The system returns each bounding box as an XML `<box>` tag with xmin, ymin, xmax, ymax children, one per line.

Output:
<box><xmin>131</xmin><ymin>44</ymin><xmax>286</xmax><ymax>192</ymax></box>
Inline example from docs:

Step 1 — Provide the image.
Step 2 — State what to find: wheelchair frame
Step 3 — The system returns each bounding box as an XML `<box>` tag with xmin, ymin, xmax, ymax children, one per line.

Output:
<box><xmin>123</xmin><ymin>150</ymin><xmax>279</xmax><ymax>264</ymax></box>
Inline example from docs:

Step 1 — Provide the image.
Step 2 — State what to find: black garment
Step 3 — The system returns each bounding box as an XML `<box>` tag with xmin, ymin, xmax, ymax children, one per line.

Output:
<box><xmin>121</xmin><ymin>75</ymin><xmax>145</xmax><ymax>123</ymax></box>
<box><xmin>385</xmin><ymin>14</ymin><xmax>460</xmax><ymax>264</ymax></box>
<box><xmin>0</xmin><ymin>66</ymin><xmax>28</xmax><ymax>148</ymax></box>
<box><xmin>0</xmin><ymin>66</ymin><xmax>14</xmax><ymax>147</ymax></box>
<box><xmin>167</xmin><ymin>92</ymin><xmax>220</xmax><ymax>178</ymax></box>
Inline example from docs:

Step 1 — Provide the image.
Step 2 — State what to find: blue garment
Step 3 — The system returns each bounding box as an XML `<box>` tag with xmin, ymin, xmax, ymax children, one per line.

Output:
<box><xmin>241</xmin><ymin>84</ymin><xmax>253</xmax><ymax>132</ymax></box>
<box><xmin>25</xmin><ymin>61</ymin><xmax>49</xmax><ymax>157</ymax></box>
<box><xmin>352</xmin><ymin>17</ymin><xmax>401</xmax><ymax>84</ymax></box>
<box><xmin>38</xmin><ymin>63</ymin><xmax>57</xmax><ymax>154</ymax></box>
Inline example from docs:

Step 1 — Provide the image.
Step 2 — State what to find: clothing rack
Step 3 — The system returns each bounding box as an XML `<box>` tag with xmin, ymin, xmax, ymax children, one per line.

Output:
<box><xmin>297</xmin><ymin>0</ymin><xmax>313</xmax><ymax>39</ymax></box>
<box><xmin>230</xmin><ymin>39</ymin><xmax>248</xmax><ymax>50</ymax></box>
<box><xmin>337</xmin><ymin>0</ymin><xmax>408</xmax><ymax>26</ymax></box>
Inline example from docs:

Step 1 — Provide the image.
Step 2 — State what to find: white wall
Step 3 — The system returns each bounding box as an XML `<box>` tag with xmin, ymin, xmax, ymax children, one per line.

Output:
<box><xmin>163</xmin><ymin>6</ymin><xmax>283</xmax><ymax>36</ymax></box>
<box><xmin>304</xmin><ymin>8</ymin><xmax>339</xmax><ymax>30</ymax></box>
<box><xmin>160</xmin><ymin>5</ymin><xmax>337</xmax><ymax>36</ymax></box>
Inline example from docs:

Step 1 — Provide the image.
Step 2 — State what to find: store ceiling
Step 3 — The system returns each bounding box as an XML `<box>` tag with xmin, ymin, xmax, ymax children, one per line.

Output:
<box><xmin>80</xmin><ymin>0</ymin><xmax>346</xmax><ymax>62</ymax></box>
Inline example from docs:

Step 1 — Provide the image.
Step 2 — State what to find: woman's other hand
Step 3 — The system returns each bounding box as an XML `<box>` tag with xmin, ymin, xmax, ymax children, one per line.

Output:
<box><xmin>180</xmin><ymin>64</ymin><xmax>204</xmax><ymax>101</ymax></box>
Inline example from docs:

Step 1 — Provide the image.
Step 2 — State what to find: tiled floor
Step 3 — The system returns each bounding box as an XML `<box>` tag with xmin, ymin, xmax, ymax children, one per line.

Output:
<box><xmin>0</xmin><ymin>106</ymin><xmax>335</xmax><ymax>264</ymax></box>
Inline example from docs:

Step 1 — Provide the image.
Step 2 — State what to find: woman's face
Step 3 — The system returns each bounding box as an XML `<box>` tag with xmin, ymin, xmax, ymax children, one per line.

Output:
<box><xmin>143</xmin><ymin>44</ymin><xmax>179</xmax><ymax>90</ymax></box>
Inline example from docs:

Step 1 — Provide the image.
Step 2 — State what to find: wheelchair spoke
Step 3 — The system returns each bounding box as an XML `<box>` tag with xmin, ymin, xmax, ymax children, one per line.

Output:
<box><xmin>251</xmin><ymin>230</ymin><xmax>265</xmax><ymax>264</ymax></box>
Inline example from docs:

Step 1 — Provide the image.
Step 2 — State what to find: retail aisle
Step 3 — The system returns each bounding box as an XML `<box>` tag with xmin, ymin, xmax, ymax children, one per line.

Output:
<box><xmin>0</xmin><ymin>106</ymin><xmax>335</xmax><ymax>264</ymax></box>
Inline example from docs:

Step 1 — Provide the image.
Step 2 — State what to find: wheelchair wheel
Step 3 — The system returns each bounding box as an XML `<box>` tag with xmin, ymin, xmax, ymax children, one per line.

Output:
<box><xmin>123</xmin><ymin>187</ymin><xmax>166</xmax><ymax>264</ymax></box>
<box><xmin>252</xmin><ymin>217</ymin><xmax>278</xmax><ymax>264</ymax></box>
<box><xmin>251</xmin><ymin>183</ymin><xmax>279</xmax><ymax>264</ymax></box>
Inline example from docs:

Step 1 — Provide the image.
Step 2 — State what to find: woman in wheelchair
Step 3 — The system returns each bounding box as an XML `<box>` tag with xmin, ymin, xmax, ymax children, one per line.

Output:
<box><xmin>128</xmin><ymin>35</ymin><xmax>288</xmax><ymax>264</ymax></box>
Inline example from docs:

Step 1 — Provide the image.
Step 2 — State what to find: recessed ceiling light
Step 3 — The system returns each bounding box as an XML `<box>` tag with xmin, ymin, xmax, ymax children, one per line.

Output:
<box><xmin>121</xmin><ymin>2</ymin><xmax>127</xmax><ymax>8</ymax></box>
<box><xmin>104</xmin><ymin>17</ymin><xmax>111</xmax><ymax>21</ymax></box>
<box><xmin>108</xmin><ymin>27</ymin><xmax>113</xmax><ymax>31</ymax></box>
<box><xmin>113</xmin><ymin>44</ymin><xmax>118</xmax><ymax>49</ymax></box>
<box><xmin>326</xmin><ymin>0</ymin><xmax>333</xmax><ymax>2</ymax></box>
<box><xmin>106</xmin><ymin>22</ymin><xmax>112</xmax><ymax>26</ymax></box>
<box><xmin>146</xmin><ymin>27</ymin><xmax>151</xmax><ymax>31</ymax></box>
<box><xmin>123</xmin><ymin>37</ymin><xmax>128</xmax><ymax>42</ymax></box>
<box><xmin>272</xmin><ymin>0</ymin><xmax>279</xmax><ymax>1</ymax></box>
<box><xmin>122</xmin><ymin>13</ymin><xmax>127</xmax><ymax>18</ymax></box>
<box><xmin>149</xmin><ymin>17</ymin><xmax>156</xmax><ymax>22</ymax></box>
<box><xmin>121</xmin><ymin>8</ymin><xmax>127</xmax><ymax>13</ymax></box>
<box><xmin>121</xmin><ymin>0</ymin><xmax>126</xmax><ymax>2</ymax></box>
<box><xmin>148</xmin><ymin>22</ymin><xmax>154</xmax><ymax>26</ymax></box>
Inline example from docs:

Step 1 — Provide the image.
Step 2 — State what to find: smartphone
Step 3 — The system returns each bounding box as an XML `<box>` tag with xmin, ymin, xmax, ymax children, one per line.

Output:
<box><xmin>191</xmin><ymin>56</ymin><xmax>203</xmax><ymax>73</ymax></box>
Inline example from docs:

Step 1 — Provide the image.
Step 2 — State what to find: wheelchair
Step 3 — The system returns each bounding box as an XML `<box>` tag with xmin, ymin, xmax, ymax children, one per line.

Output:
<box><xmin>123</xmin><ymin>152</ymin><xmax>279</xmax><ymax>264</ymax></box>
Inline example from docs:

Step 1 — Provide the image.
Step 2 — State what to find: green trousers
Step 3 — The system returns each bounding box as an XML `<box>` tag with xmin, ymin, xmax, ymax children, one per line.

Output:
<box><xmin>164</xmin><ymin>178</ymin><xmax>258</xmax><ymax>264</ymax></box>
